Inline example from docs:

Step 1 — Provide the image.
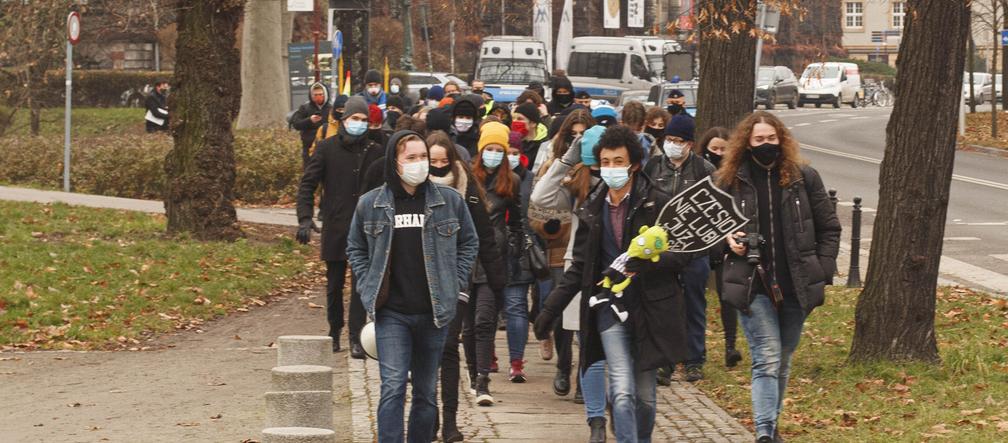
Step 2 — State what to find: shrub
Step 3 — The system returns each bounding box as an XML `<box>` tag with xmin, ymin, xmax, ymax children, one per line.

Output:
<box><xmin>0</xmin><ymin>128</ymin><xmax>303</xmax><ymax>206</ymax></box>
<box><xmin>0</xmin><ymin>69</ymin><xmax>171</xmax><ymax>108</ymax></box>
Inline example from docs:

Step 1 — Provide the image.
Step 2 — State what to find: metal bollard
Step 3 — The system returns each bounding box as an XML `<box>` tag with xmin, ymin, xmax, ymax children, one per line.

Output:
<box><xmin>828</xmin><ymin>189</ymin><xmax>838</xmax><ymax>212</ymax></box>
<box><xmin>846</xmin><ymin>196</ymin><xmax>863</xmax><ymax>288</ymax></box>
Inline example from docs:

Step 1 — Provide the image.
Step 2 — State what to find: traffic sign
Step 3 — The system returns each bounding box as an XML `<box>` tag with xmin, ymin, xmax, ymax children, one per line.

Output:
<box><xmin>67</xmin><ymin>12</ymin><xmax>81</xmax><ymax>45</ymax></box>
<box><xmin>332</xmin><ymin>30</ymin><xmax>343</xmax><ymax>60</ymax></box>
<box><xmin>1001</xmin><ymin>30</ymin><xmax>1008</xmax><ymax>46</ymax></box>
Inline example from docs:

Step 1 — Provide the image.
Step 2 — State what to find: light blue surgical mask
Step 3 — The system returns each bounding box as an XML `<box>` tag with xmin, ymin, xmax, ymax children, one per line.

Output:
<box><xmin>345</xmin><ymin>120</ymin><xmax>368</xmax><ymax>136</ymax></box>
<box><xmin>508</xmin><ymin>154</ymin><xmax>521</xmax><ymax>170</ymax></box>
<box><xmin>600</xmin><ymin>166</ymin><xmax>631</xmax><ymax>190</ymax></box>
<box><xmin>482</xmin><ymin>150</ymin><xmax>504</xmax><ymax>168</ymax></box>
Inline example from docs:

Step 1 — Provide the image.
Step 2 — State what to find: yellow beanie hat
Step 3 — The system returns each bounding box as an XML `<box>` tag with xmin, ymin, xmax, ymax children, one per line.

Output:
<box><xmin>478</xmin><ymin>121</ymin><xmax>510</xmax><ymax>152</ymax></box>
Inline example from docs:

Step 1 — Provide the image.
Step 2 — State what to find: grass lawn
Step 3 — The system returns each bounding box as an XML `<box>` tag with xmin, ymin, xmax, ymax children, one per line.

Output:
<box><xmin>961</xmin><ymin>112</ymin><xmax>1008</xmax><ymax>150</ymax></box>
<box><xmin>694</xmin><ymin>285</ymin><xmax>1008</xmax><ymax>441</ymax></box>
<box><xmin>0</xmin><ymin>200</ymin><xmax>321</xmax><ymax>350</ymax></box>
<box><xmin>1</xmin><ymin>106</ymin><xmax>145</xmax><ymax>137</ymax></box>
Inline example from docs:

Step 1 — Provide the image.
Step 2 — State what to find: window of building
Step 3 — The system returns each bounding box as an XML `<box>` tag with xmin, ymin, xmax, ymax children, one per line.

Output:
<box><xmin>845</xmin><ymin>2</ymin><xmax>863</xmax><ymax>28</ymax></box>
<box><xmin>892</xmin><ymin>2</ymin><xmax>906</xmax><ymax>29</ymax></box>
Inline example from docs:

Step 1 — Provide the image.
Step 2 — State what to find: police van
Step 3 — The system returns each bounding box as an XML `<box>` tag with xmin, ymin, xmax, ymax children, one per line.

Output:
<box><xmin>624</xmin><ymin>36</ymin><xmax>682</xmax><ymax>80</ymax></box>
<box><xmin>565</xmin><ymin>37</ymin><xmax>660</xmax><ymax>104</ymax></box>
<box><xmin>473</xmin><ymin>36</ymin><xmax>550</xmax><ymax>103</ymax></box>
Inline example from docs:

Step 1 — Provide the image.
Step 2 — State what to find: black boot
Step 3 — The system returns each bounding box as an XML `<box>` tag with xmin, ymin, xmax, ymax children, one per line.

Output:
<box><xmin>725</xmin><ymin>344</ymin><xmax>742</xmax><ymax>368</ymax></box>
<box><xmin>656</xmin><ymin>366</ymin><xmax>672</xmax><ymax>386</ymax></box>
<box><xmin>442</xmin><ymin>411</ymin><xmax>463</xmax><ymax>442</ymax></box>
<box><xmin>331</xmin><ymin>330</ymin><xmax>342</xmax><ymax>352</ymax></box>
<box><xmin>573</xmin><ymin>383</ymin><xmax>584</xmax><ymax>404</ymax></box>
<box><xmin>553</xmin><ymin>369</ymin><xmax>571</xmax><ymax>396</ymax></box>
<box><xmin>475</xmin><ymin>374</ymin><xmax>494</xmax><ymax>406</ymax></box>
<box><xmin>588</xmin><ymin>417</ymin><xmax>606</xmax><ymax>443</ymax></box>
<box><xmin>350</xmin><ymin>340</ymin><xmax>366</xmax><ymax>359</ymax></box>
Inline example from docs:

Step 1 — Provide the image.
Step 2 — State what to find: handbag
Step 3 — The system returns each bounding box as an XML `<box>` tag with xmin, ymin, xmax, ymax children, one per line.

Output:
<box><xmin>526</xmin><ymin>238</ymin><xmax>551</xmax><ymax>280</ymax></box>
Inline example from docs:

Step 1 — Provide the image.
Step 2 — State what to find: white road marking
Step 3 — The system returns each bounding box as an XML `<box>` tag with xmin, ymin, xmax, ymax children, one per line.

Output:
<box><xmin>819</xmin><ymin>119</ymin><xmax>839</xmax><ymax>123</ymax></box>
<box><xmin>832</xmin><ymin>114</ymin><xmax>855</xmax><ymax>118</ymax></box>
<box><xmin>938</xmin><ymin>256</ymin><xmax>1008</xmax><ymax>295</ymax></box>
<box><xmin>850</xmin><ymin>116</ymin><xmax>873</xmax><ymax>120</ymax></box>
<box><xmin>944</xmin><ymin>237</ymin><xmax>981</xmax><ymax>241</ymax></box>
<box><xmin>794</xmin><ymin>122</ymin><xmax>812</xmax><ymax>127</ymax></box>
<box><xmin>991</xmin><ymin>254</ymin><xmax>1008</xmax><ymax>262</ymax></box>
<box><xmin>954</xmin><ymin>221</ymin><xmax>1008</xmax><ymax>226</ymax></box>
<box><xmin>800</xmin><ymin>143</ymin><xmax>1008</xmax><ymax>191</ymax></box>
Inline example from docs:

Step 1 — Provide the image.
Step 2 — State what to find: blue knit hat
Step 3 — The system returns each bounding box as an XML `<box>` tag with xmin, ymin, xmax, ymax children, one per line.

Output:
<box><xmin>591</xmin><ymin>105</ymin><xmax>618</xmax><ymax>127</ymax></box>
<box><xmin>580</xmin><ymin>125</ymin><xmax>606</xmax><ymax>166</ymax></box>
<box><xmin>427</xmin><ymin>85</ymin><xmax>445</xmax><ymax>101</ymax></box>
<box><xmin>665</xmin><ymin>114</ymin><xmax>695</xmax><ymax>141</ymax></box>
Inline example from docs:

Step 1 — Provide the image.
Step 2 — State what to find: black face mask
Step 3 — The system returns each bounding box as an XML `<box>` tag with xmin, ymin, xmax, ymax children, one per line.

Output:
<box><xmin>331</xmin><ymin>110</ymin><xmax>343</xmax><ymax>121</ymax></box>
<box><xmin>645</xmin><ymin>126</ymin><xmax>664</xmax><ymax>140</ymax></box>
<box><xmin>750</xmin><ymin>143</ymin><xmax>781</xmax><ymax>167</ymax></box>
<box><xmin>472</xmin><ymin>89</ymin><xmax>484</xmax><ymax>96</ymax></box>
<box><xmin>667</xmin><ymin>103</ymin><xmax>683</xmax><ymax>114</ymax></box>
<box><xmin>705</xmin><ymin>151</ymin><xmax>723</xmax><ymax>168</ymax></box>
<box><xmin>589</xmin><ymin>168</ymin><xmax>601</xmax><ymax>178</ymax></box>
<box><xmin>554</xmin><ymin>93</ymin><xmax>573</xmax><ymax>106</ymax></box>
<box><xmin>448</xmin><ymin>93</ymin><xmax>461</xmax><ymax>100</ymax></box>
<box><xmin>430</xmin><ymin>164</ymin><xmax>452</xmax><ymax>177</ymax></box>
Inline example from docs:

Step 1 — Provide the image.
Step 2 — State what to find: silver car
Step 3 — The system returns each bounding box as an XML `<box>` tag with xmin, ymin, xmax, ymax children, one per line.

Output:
<box><xmin>406</xmin><ymin>72</ymin><xmax>469</xmax><ymax>101</ymax></box>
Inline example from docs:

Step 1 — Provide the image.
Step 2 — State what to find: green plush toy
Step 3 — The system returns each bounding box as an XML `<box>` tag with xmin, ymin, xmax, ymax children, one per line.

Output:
<box><xmin>590</xmin><ymin>225</ymin><xmax>670</xmax><ymax>323</ymax></box>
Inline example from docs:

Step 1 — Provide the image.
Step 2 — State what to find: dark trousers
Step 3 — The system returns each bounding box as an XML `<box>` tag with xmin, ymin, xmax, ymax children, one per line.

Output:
<box><xmin>461</xmin><ymin>289</ymin><xmax>477</xmax><ymax>381</ymax></box>
<box><xmin>473</xmin><ymin>284</ymin><xmax>502</xmax><ymax>374</ymax></box>
<box><xmin>713</xmin><ymin>261</ymin><xmax>738</xmax><ymax>348</ymax></box>
<box><xmin>439</xmin><ymin>299</ymin><xmax>467</xmax><ymax>426</ymax></box>
<box><xmin>325</xmin><ymin>260</ymin><xmax>367</xmax><ymax>343</ymax></box>
<box><xmin>682</xmin><ymin>256</ymin><xmax>711</xmax><ymax>366</ymax></box>
<box><xmin>541</xmin><ymin>267</ymin><xmax>573</xmax><ymax>375</ymax></box>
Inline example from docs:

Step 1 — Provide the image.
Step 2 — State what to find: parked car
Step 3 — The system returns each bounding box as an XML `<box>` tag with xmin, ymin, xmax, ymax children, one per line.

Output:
<box><xmin>406</xmin><ymin>72</ymin><xmax>469</xmax><ymax>101</ymax></box>
<box><xmin>615</xmin><ymin>89</ymin><xmax>653</xmax><ymax>110</ymax></box>
<box><xmin>981</xmin><ymin>74</ymin><xmax>1002</xmax><ymax>105</ymax></box>
<box><xmin>798</xmin><ymin>62</ymin><xmax>862</xmax><ymax>108</ymax></box>
<box><xmin>755</xmin><ymin>66</ymin><xmax>799</xmax><ymax>109</ymax></box>
<box><xmin>567</xmin><ymin>36</ymin><xmax>660</xmax><ymax>103</ymax></box>
<box><xmin>962</xmin><ymin>72</ymin><xmax>990</xmax><ymax>106</ymax></box>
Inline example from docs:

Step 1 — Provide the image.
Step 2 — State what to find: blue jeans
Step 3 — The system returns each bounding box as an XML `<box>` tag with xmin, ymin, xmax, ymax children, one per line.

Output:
<box><xmin>375</xmin><ymin>309</ymin><xmax>449</xmax><ymax>443</ymax></box>
<box><xmin>503</xmin><ymin>284</ymin><xmax>530</xmax><ymax>362</ymax></box>
<box><xmin>739</xmin><ymin>294</ymin><xmax>807</xmax><ymax>438</ymax></box>
<box><xmin>682</xmin><ymin>256</ymin><xmax>710</xmax><ymax>366</ymax></box>
<box><xmin>599</xmin><ymin>322</ymin><xmax>657</xmax><ymax>443</ymax></box>
<box><xmin>580</xmin><ymin>358</ymin><xmax>607</xmax><ymax>420</ymax></box>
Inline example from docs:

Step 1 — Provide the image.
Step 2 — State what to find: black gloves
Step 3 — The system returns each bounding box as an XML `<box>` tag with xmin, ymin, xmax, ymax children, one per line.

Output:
<box><xmin>624</xmin><ymin>257</ymin><xmax>659</xmax><ymax>274</ymax></box>
<box><xmin>533</xmin><ymin>308</ymin><xmax>556</xmax><ymax>340</ymax></box>
<box><xmin>296</xmin><ymin>219</ymin><xmax>320</xmax><ymax>245</ymax></box>
<box><xmin>544</xmin><ymin>219</ymin><xmax>562</xmax><ymax>235</ymax></box>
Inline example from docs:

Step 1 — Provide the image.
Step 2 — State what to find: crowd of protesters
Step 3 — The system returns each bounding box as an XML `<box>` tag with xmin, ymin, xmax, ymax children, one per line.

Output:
<box><xmin>294</xmin><ymin>69</ymin><xmax>841</xmax><ymax>443</ymax></box>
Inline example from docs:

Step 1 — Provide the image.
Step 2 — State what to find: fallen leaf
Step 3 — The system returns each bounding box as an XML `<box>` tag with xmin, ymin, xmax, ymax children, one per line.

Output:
<box><xmin>961</xmin><ymin>408</ymin><xmax>985</xmax><ymax>416</ymax></box>
<box><xmin>307</xmin><ymin>302</ymin><xmax>323</xmax><ymax>309</ymax></box>
<box><xmin>209</xmin><ymin>413</ymin><xmax>222</xmax><ymax>420</ymax></box>
<box><xmin>176</xmin><ymin>422</ymin><xmax>199</xmax><ymax>427</ymax></box>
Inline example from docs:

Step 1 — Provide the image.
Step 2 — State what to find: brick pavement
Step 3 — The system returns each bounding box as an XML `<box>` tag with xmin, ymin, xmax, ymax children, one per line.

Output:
<box><xmin>348</xmin><ymin>331</ymin><xmax>753</xmax><ymax>442</ymax></box>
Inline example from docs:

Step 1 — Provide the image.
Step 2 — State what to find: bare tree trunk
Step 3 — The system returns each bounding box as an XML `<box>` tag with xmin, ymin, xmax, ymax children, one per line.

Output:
<box><xmin>849</xmin><ymin>0</ymin><xmax>970</xmax><ymax>364</ymax></box>
<box><xmin>969</xmin><ymin>34</ymin><xmax>976</xmax><ymax>113</ymax></box>
<box><xmin>696</xmin><ymin>0</ymin><xmax>758</xmax><ymax>134</ymax></box>
<box><xmin>236</xmin><ymin>0</ymin><xmax>289</xmax><ymax>129</ymax></box>
<box><xmin>1002</xmin><ymin>0</ymin><xmax>1008</xmax><ymax>111</ymax></box>
<box><xmin>164</xmin><ymin>0</ymin><xmax>244</xmax><ymax>241</ymax></box>
<box><xmin>993</xmin><ymin>1</ymin><xmax>999</xmax><ymax>138</ymax></box>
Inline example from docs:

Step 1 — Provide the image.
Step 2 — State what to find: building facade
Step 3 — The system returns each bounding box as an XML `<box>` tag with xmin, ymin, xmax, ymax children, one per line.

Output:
<box><xmin>840</xmin><ymin>0</ymin><xmax>906</xmax><ymax>66</ymax></box>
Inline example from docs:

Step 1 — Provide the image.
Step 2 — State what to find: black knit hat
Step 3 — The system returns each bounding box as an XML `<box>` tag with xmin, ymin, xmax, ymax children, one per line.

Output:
<box><xmin>514</xmin><ymin>102</ymin><xmax>541</xmax><ymax>125</ymax></box>
<box><xmin>364</xmin><ymin>69</ymin><xmax>382</xmax><ymax>86</ymax></box>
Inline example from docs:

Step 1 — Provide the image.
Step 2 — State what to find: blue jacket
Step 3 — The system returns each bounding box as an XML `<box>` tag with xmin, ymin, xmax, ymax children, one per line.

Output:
<box><xmin>347</xmin><ymin>180</ymin><xmax>479</xmax><ymax>328</ymax></box>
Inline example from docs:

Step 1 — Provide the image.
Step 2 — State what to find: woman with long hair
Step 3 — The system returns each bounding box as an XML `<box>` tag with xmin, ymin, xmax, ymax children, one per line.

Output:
<box><xmin>427</xmin><ymin>130</ymin><xmax>504</xmax><ymax>442</ymax></box>
<box><xmin>717</xmin><ymin>111</ymin><xmax>841</xmax><ymax>442</ymax></box>
<box><xmin>531</xmin><ymin>108</ymin><xmax>595</xmax><ymax>177</ymax></box>
<box><xmin>468</xmin><ymin>122</ymin><xmax>523</xmax><ymax>407</ymax></box>
<box><xmin>696</xmin><ymin>126</ymin><xmax>743</xmax><ymax>368</ymax></box>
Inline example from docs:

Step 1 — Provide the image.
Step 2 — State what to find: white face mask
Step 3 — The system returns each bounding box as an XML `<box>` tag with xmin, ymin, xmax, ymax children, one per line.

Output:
<box><xmin>368</xmin><ymin>86</ymin><xmax>381</xmax><ymax>96</ymax></box>
<box><xmin>508</xmin><ymin>154</ymin><xmax>521</xmax><ymax>170</ymax></box>
<box><xmin>663</xmin><ymin>140</ymin><xmax>688</xmax><ymax>160</ymax></box>
<box><xmin>600</xmin><ymin>166</ymin><xmax>631</xmax><ymax>190</ymax></box>
<box><xmin>399</xmin><ymin>160</ymin><xmax>429</xmax><ymax>186</ymax></box>
<box><xmin>390</xmin><ymin>84</ymin><xmax>400</xmax><ymax>94</ymax></box>
<box><xmin>454</xmin><ymin>118</ymin><xmax>474</xmax><ymax>132</ymax></box>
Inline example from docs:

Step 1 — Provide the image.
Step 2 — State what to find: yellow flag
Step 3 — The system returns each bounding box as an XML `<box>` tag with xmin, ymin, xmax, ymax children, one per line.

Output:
<box><xmin>383</xmin><ymin>57</ymin><xmax>390</xmax><ymax>92</ymax></box>
<box><xmin>342</xmin><ymin>71</ymin><xmax>352</xmax><ymax>96</ymax></box>
<box><xmin>338</xmin><ymin>56</ymin><xmax>344</xmax><ymax>94</ymax></box>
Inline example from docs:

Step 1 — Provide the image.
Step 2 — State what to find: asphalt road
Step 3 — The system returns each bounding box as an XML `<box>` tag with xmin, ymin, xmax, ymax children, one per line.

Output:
<box><xmin>769</xmin><ymin>105</ymin><xmax>1008</xmax><ymax>295</ymax></box>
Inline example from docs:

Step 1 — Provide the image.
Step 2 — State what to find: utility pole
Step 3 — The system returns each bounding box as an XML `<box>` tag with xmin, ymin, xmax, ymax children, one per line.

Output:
<box><xmin>753</xmin><ymin>0</ymin><xmax>767</xmax><ymax>102</ymax></box>
<box><xmin>401</xmin><ymin>0</ymin><xmax>415</xmax><ymax>70</ymax></box>
<box><xmin>312</xmin><ymin>0</ymin><xmax>321</xmax><ymax>82</ymax></box>
<box><xmin>501</xmin><ymin>0</ymin><xmax>506</xmax><ymax>34</ymax></box>
<box><xmin>422</xmin><ymin>1</ymin><xmax>433</xmax><ymax>72</ymax></box>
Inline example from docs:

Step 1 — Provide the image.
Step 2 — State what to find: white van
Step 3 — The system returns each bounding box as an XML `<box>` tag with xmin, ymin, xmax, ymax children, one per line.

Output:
<box><xmin>566</xmin><ymin>37</ymin><xmax>660</xmax><ymax>103</ymax></box>
<box><xmin>797</xmin><ymin>62</ymin><xmax>862</xmax><ymax>108</ymax></box>
<box><xmin>473</xmin><ymin>36</ymin><xmax>550</xmax><ymax>103</ymax></box>
<box><xmin>624</xmin><ymin>36</ymin><xmax>682</xmax><ymax>80</ymax></box>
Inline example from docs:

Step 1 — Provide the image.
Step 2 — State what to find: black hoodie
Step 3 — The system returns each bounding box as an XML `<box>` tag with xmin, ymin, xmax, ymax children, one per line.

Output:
<box><xmin>547</xmin><ymin>76</ymin><xmax>575</xmax><ymax>115</ymax></box>
<box><xmin>450</xmin><ymin>100</ymin><xmax>480</xmax><ymax>156</ymax></box>
<box><xmin>381</xmin><ymin>131</ymin><xmax>433</xmax><ymax>315</ymax></box>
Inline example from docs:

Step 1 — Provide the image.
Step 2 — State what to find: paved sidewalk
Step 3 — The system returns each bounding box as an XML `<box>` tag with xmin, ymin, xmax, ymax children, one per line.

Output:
<box><xmin>0</xmin><ymin>185</ymin><xmax>298</xmax><ymax>227</ymax></box>
<box><xmin>349</xmin><ymin>331</ymin><xmax>753</xmax><ymax>442</ymax></box>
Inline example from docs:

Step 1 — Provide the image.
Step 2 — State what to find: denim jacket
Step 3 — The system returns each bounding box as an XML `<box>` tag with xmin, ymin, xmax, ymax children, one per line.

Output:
<box><xmin>347</xmin><ymin>181</ymin><xmax>479</xmax><ymax>328</ymax></box>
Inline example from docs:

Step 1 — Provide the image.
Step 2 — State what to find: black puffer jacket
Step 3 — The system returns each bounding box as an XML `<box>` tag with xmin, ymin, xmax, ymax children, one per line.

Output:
<box><xmin>719</xmin><ymin>163</ymin><xmax>841</xmax><ymax>315</ymax></box>
<box><xmin>471</xmin><ymin>168</ymin><xmax>522</xmax><ymax>285</ymax></box>
<box><xmin>543</xmin><ymin>173</ymin><xmax>691</xmax><ymax>373</ymax></box>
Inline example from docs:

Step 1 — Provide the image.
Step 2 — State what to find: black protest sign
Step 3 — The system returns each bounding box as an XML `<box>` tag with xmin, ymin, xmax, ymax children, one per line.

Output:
<box><xmin>655</xmin><ymin>176</ymin><xmax>749</xmax><ymax>253</ymax></box>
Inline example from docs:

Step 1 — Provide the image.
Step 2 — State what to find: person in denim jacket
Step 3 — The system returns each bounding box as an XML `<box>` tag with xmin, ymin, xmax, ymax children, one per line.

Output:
<box><xmin>347</xmin><ymin>130</ymin><xmax>479</xmax><ymax>443</ymax></box>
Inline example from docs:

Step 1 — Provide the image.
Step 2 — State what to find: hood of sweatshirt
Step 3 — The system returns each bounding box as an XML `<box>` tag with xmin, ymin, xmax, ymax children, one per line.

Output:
<box><xmin>384</xmin><ymin>130</ymin><xmax>429</xmax><ymax>196</ymax></box>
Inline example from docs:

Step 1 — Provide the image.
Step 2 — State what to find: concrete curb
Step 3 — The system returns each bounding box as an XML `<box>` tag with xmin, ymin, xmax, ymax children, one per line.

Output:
<box><xmin>959</xmin><ymin>144</ymin><xmax>1008</xmax><ymax>158</ymax></box>
<box><xmin>261</xmin><ymin>426</ymin><xmax>335</xmax><ymax>443</ymax></box>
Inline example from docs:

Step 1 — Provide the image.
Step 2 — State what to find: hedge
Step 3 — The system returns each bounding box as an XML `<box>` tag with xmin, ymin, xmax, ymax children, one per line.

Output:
<box><xmin>0</xmin><ymin>128</ymin><xmax>303</xmax><ymax>206</ymax></box>
<box><xmin>1</xmin><ymin>69</ymin><xmax>171</xmax><ymax>108</ymax></box>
